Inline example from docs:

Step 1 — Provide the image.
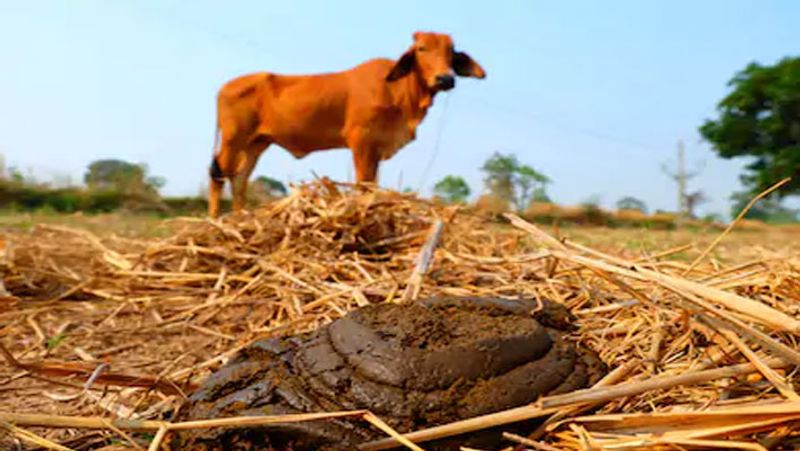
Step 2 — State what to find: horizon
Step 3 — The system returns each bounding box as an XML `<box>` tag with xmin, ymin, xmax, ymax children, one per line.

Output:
<box><xmin>2</xmin><ymin>1</ymin><xmax>799</xmax><ymax>217</ymax></box>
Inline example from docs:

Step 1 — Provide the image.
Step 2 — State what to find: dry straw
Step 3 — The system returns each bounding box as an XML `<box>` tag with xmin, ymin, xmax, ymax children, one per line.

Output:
<box><xmin>1</xmin><ymin>178</ymin><xmax>799</xmax><ymax>450</ymax></box>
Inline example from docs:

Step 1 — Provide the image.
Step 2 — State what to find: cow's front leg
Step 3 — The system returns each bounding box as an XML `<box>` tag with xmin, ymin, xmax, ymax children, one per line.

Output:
<box><xmin>351</xmin><ymin>146</ymin><xmax>380</xmax><ymax>183</ymax></box>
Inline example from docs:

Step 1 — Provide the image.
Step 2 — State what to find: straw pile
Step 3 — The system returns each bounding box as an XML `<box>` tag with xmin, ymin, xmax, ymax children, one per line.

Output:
<box><xmin>1</xmin><ymin>179</ymin><xmax>799</xmax><ymax>450</ymax></box>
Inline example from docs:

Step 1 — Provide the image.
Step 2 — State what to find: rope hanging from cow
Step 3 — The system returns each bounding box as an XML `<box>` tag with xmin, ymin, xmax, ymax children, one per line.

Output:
<box><xmin>416</xmin><ymin>92</ymin><xmax>452</xmax><ymax>193</ymax></box>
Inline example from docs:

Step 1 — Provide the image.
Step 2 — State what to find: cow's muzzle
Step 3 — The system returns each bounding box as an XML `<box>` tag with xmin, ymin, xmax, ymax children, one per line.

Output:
<box><xmin>435</xmin><ymin>74</ymin><xmax>455</xmax><ymax>91</ymax></box>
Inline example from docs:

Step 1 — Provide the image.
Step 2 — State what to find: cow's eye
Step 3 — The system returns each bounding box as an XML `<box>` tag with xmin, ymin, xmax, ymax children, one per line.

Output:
<box><xmin>417</xmin><ymin>46</ymin><xmax>427</xmax><ymax>52</ymax></box>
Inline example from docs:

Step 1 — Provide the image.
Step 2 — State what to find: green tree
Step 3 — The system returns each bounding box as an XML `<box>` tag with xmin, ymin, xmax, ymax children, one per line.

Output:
<box><xmin>730</xmin><ymin>191</ymin><xmax>798</xmax><ymax>223</ymax></box>
<box><xmin>433</xmin><ymin>175</ymin><xmax>471</xmax><ymax>204</ymax></box>
<box><xmin>254</xmin><ymin>175</ymin><xmax>287</xmax><ymax>197</ymax></box>
<box><xmin>531</xmin><ymin>186</ymin><xmax>552</xmax><ymax>203</ymax></box>
<box><xmin>581</xmin><ymin>194</ymin><xmax>602</xmax><ymax>208</ymax></box>
<box><xmin>481</xmin><ymin>152</ymin><xmax>551</xmax><ymax>211</ymax></box>
<box><xmin>7</xmin><ymin>166</ymin><xmax>25</xmax><ymax>184</ymax></box>
<box><xmin>616</xmin><ymin>196</ymin><xmax>648</xmax><ymax>213</ymax></box>
<box><xmin>84</xmin><ymin>159</ymin><xmax>164</xmax><ymax>196</ymax></box>
<box><xmin>702</xmin><ymin>212</ymin><xmax>725</xmax><ymax>223</ymax></box>
<box><xmin>481</xmin><ymin>152</ymin><xmax>518</xmax><ymax>204</ymax></box>
<box><xmin>699</xmin><ymin>57</ymin><xmax>800</xmax><ymax>195</ymax></box>
<box><xmin>516</xmin><ymin>165</ymin><xmax>550</xmax><ymax>210</ymax></box>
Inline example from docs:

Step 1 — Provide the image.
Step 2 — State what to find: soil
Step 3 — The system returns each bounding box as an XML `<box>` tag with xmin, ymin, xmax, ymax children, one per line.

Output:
<box><xmin>173</xmin><ymin>297</ymin><xmax>607</xmax><ymax>450</ymax></box>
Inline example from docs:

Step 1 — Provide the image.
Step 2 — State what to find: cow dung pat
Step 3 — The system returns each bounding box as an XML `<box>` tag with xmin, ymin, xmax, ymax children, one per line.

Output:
<box><xmin>174</xmin><ymin>297</ymin><xmax>607</xmax><ymax>450</ymax></box>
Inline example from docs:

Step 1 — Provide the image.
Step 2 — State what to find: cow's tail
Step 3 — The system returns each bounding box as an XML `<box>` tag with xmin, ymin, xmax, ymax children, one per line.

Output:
<box><xmin>209</xmin><ymin>124</ymin><xmax>224</xmax><ymax>182</ymax></box>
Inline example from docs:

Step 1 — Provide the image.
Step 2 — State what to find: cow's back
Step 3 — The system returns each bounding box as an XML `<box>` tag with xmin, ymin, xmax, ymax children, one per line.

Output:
<box><xmin>268</xmin><ymin>59</ymin><xmax>400</xmax><ymax>150</ymax></box>
<box><xmin>217</xmin><ymin>58</ymin><xmax>400</xmax><ymax>156</ymax></box>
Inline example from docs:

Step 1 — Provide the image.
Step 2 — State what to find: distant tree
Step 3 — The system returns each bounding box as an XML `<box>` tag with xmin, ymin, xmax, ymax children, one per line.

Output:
<box><xmin>699</xmin><ymin>57</ymin><xmax>800</xmax><ymax>196</ymax></box>
<box><xmin>254</xmin><ymin>175</ymin><xmax>287</xmax><ymax>197</ymax></box>
<box><xmin>702</xmin><ymin>212</ymin><xmax>725</xmax><ymax>223</ymax></box>
<box><xmin>684</xmin><ymin>190</ymin><xmax>708</xmax><ymax>219</ymax></box>
<box><xmin>481</xmin><ymin>152</ymin><xmax>518</xmax><ymax>204</ymax></box>
<box><xmin>730</xmin><ymin>191</ymin><xmax>799</xmax><ymax>223</ymax></box>
<box><xmin>481</xmin><ymin>152</ymin><xmax>551</xmax><ymax>211</ymax></box>
<box><xmin>515</xmin><ymin>165</ymin><xmax>550</xmax><ymax>210</ymax></box>
<box><xmin>7</xmin><ymin>166</ymin><xmax>25</xmax><ymax>184</ymax></box>
<box><xmin>49</xmin><ymin>173</ymin><xmax>75</xmax><ymax>189</ymax></box>
<box><xmin>433</xmin><ymin>175</ymin><xmax>471</xmax><ymax>204</ymax></box>
<box><xmin>616</xmin><ymin>196</ymin><xmax>648</xmax><ymax>213</ymax></box>
<box><xmin>581</xmin><ymin>194</ymin><xmax>602</xmax><ymax>208</ymax></box>
<box><xmin>84</xmin><ymin>159</ymin><xmax>164</xmax><ymax>196</ymax></box>
<box><xmin>531</xmin><ymin>186</ymin><xmax>552</xmax><ymax>203</ymax></box>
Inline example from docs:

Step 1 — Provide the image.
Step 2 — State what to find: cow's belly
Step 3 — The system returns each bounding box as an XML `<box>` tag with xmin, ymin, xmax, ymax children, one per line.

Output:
<box><xmin>271</xmin><ymin>130</ymin><xmax>346</xmax><ymax>158</ymax></box>
<box><xmin>263</xmin><ymin>109</ymin><xmax>347</xmax><ymax>157</ymax></box>
<box><xmin>259</xmin><ymin>87</ymin><xmax>348</xmax><ymax>158</ymax></box>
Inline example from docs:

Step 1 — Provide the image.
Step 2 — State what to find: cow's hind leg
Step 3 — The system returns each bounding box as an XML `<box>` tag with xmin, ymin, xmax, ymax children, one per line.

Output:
<box><xmin>209</xmin><ymin>136</ymin><xmax>242</xmax><ymax>218</ymax></box>
<box><xmin>208</xmin><ymin>157</ymin><xmax>226</xmax><ymax>218</ymax></box>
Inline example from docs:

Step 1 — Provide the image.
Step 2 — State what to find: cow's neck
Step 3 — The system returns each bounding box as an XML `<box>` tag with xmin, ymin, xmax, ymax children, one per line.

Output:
<box><xmin>394</xmin><ymin>71</ymin><xmax>435</xmax><ymax>131</ymax></box>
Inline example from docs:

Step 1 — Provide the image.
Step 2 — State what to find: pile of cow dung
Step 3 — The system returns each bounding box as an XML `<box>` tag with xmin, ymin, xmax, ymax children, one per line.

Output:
<box><xmin>175</xmin><ymin>297</ymin><xmax>606</xmax><ymax>450</ymax></box>
<box><xmin>1</xmin><ymin>179</ymin><xmax>800</xmax><ymax>450</ymax></box>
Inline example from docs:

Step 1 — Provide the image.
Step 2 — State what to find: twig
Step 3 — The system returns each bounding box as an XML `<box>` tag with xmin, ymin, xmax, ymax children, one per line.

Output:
<box><xmin>683</xmin><ymin>177</ymin><xmax>791</xmax><ymax>275</ymax></box>
<box><xmin>718</xmin><ymin>329</ymin><xmax>799</xmax><ymax>400</ymax></box>
<box><xmin>559</xmin><ymin>250</ymin><xmax>800</xmax><ymax>334</ymax></box>
<box><xmin>146</xmin><ymin>424</ymin><xmax>168</xmax><ymax>451</ymax></box>
<box><xmin>503</xmin><ymin>432</ymin><xmax>561</xmax><ymax>451</ymax></box>
<box><xmin>505</xmin><ymin>213</ymin><xmax>800</xmax><ymax>334</ymax></box>
<box><xmin>669</xmin><ymin>285</ymin><xmax>800</xmax><ymax>366</ymax></box>
<box><xmin>539</xmin><ymin>358</ymin><xmax>790</xmax><ymax>409</ymax></box>
<box><xmin>0</xmin><ymin>420</ymin><xmax>74</xmax><ymax>451</ymax></box>
<box><xmin>102</xmin><ymin>419</ymin><xmax>145</xmax><ymax>451</ymax></box>
<box><xmin>1</xmin><ymin>343</ymin><xmax>191</xmax><ymax>395</ymax></box>
<box><xmin>401</xmin><ymin>220</ymin><xmax>444</xmax><ymax>302</ymax></box>
<box><xmin>525</xmin><ymin>360</ymin><xmax>639</xmax><ymax>442</ymax></box>
<box><xmin>0</xmin><ymin>410</ymin><xmax>367</xmax><ymax>431</ymax></box>
<box><xmin>363</xmin><ymin>412</ymin><xmax>424</xmax><ymax>451</ymax></box>
<box><xmin>359</xmin><ymin>358</ymin><xmax>790</xmax><ymax>450</ymax></box>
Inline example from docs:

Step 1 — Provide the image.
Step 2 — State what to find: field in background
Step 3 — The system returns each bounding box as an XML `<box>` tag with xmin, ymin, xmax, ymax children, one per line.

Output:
<box><xmin>0</xmin><ymin>207</ymin><xmax>794</xmax><ymax>257</ymax></box>
<box><xmin>0</xmin><ymin>210</ymin><xmax>169</xmax><ymax>238</ymax></box>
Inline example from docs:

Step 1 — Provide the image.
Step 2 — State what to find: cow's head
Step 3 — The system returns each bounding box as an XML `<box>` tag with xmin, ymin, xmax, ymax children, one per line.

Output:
<box><xmin>386</xmin><ymin>32</ymin><xmax>486</xmax><ymax>92</ymax></box>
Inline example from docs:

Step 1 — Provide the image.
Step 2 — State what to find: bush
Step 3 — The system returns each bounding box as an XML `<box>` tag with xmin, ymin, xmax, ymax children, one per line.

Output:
<box><xmin>643</xmin><ymin>212</ymin><xmax>678</xmax><ymax>230</ymax></box>
<box><xmin>614</xmin><ymin>208</ymin><xmax>648</xmax><ymax>226</ymax></box>
<box><xmin>0</xmin><ymin>179</ymin><xmax>175</xmax><ymax>214</ymax></box>
<box><xmin>522</xmin><ymin>203</ymin><xmax>613</xmax><ymax>227</ymax></box>
<box><xmin>162</xmin><ymin>197</ymin><xmax>225</xmax><ymax>216</ymax></box>
<box><xmin>474</xmin><ymin>193</ymin><xmax>510</xmax><ymax>219</ymax></box>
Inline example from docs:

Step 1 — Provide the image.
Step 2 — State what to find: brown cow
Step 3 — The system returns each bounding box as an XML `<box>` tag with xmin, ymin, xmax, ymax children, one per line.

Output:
<box><xmin>207</xmin><ymin>31</ymin><xmax>485</xmax><ymax>217</ymax></box>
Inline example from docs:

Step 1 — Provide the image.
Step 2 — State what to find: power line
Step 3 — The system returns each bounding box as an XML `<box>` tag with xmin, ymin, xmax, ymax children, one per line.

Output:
<box><xmin>462</xmin><ymin>93</ymin><xmax>665</xmax><ymax>156</ymax></box>
<box><xmin>137</xmin><ymin>3</ymin><xmax>277</xmax><ymax>60</ymax></box>
<box><xmin>416</xmin><ymin>92</ymin><xmax>452</xmax><ymax>192</ymax></box>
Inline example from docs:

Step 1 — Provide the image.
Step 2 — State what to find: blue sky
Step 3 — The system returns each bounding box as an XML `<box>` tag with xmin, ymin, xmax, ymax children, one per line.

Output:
<box><xmin>1</xmin><ymin>1</ymin><xmax>798</xmax><ymax>216</ymax></box>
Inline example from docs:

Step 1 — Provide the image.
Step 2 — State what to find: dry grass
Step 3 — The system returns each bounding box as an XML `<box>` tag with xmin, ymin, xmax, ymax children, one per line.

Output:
<box><xmin>1</xmin><ymin>179</ymin><xmax>799</xmax><ymax>450</ymax></box>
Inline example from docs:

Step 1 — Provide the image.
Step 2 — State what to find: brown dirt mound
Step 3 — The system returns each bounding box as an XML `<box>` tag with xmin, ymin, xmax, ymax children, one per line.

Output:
<box><xmin>174</xmin><ymin>297</ymin><xmax>606</xmax><ymax>450</ymax></box>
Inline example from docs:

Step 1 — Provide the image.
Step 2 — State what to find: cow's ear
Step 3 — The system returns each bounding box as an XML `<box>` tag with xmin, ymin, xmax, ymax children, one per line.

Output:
<box><xmin>452</xmin><ymin>51</ymin><xmax>486</xmax><ymax>79</ymax></box>
<box><xmin>386</xmin><ymin>49</ymin><xmax>415</xmax><ymax>81</ymax></box>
